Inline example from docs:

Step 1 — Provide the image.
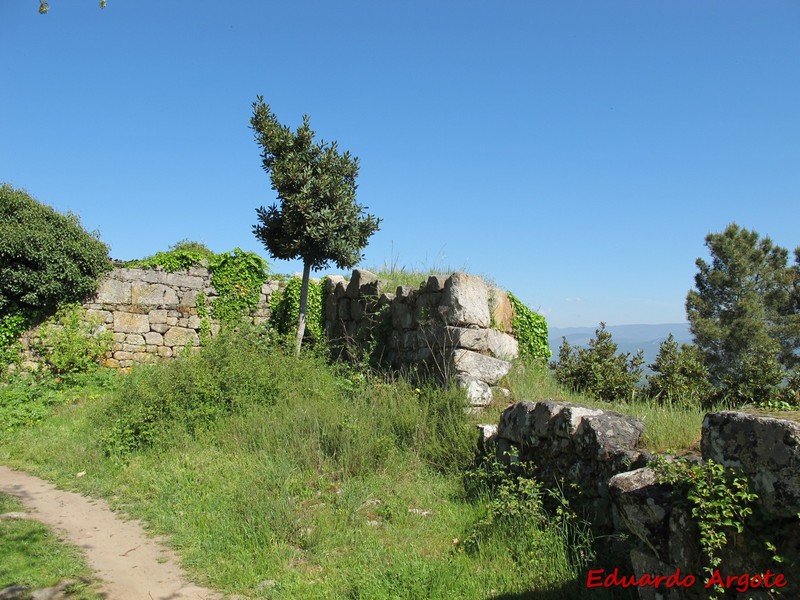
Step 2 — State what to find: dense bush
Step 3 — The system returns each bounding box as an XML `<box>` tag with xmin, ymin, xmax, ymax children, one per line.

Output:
<box><xmin>0</xmin><ymin>184</ymin><xmax>110</xmax><ymax>316</ymax></box>
<box><xmin>553</xmin><ymin>323</ymin><xmax>644</xmax><ymax>403</ymax></box>
<box><xmin>646</xmin><ymin>335</ymin><xmax>713</xmax><ymax>406</ymax></box>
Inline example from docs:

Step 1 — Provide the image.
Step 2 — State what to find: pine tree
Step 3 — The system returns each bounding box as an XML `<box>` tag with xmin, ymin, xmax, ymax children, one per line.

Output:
<box><xmin>686</xmin><ymin>224</ymin><xmax>799</xmax><ymax>405</ymax></box>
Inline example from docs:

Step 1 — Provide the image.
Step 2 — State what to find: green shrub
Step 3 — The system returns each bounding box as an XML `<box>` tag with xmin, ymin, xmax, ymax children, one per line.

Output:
<box><xmin>553</xmin><ymin>323</ymin><xmax>644</xmax><ymax>403</ymax></box>
<box><xmin>32</xmin><ymin>304</ymin><xmax>113</xmax><ymax>378</ymax></box>
<box><xmin>647</xmin><ymin>335</ymin><xmax>713</xmax><ymax>406</ymax></box>
<box><xmin>506</xmin><ymin>292</ymin><xmax>551</xmax><ymax>362</ymax></box>
<box><xmin>268</xmin><ymin>276</ymin><xmax>325</xmax><ymax>346</ymax></box>
<box><xmin>0</xmin><ymin>184</ymin><xmax>110</xmax><ymax>316</ymax></box>
<box><xmin>124</xmin><ymin>239</ymin><xmax>214</xmax><ymax>272</ymax></box>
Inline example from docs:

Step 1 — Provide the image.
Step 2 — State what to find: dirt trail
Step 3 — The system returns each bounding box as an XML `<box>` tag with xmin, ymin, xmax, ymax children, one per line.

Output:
<box><xmin>0</xmin><ymin>465</ymin><xmax>221</xmax><ymax>600</ymax></box>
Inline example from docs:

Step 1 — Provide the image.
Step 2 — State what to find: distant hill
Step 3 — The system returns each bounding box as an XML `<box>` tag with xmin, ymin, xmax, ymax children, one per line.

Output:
<box><xmin>548</xmin><ymin>323</ymin><xmax>693</xmax><ymax>371</ymax></box>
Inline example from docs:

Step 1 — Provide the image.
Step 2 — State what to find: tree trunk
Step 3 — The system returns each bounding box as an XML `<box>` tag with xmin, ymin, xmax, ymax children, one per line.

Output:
<box><xmin>294</xmin><ymin>261</ymin><xmax>311</xmax><ymax>356</ymax></box>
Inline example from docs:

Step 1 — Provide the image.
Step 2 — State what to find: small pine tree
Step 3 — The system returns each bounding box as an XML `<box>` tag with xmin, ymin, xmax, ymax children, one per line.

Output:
<box><xmin>646</xmin><ymin>335</ymin><xmax>713</xmax><ymax>406</ymax></box>
<box><xmin>553</xmin><ymin>323</ymin><xmax>644</xmax><ymax>403</ymax></box>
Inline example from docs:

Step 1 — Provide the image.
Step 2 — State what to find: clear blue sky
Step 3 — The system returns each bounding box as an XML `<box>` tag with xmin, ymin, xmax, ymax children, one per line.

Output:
<box><xmin>2</xmin><ymin>1</ymin><xmax>798</xmax><ymax>328</ymax></box>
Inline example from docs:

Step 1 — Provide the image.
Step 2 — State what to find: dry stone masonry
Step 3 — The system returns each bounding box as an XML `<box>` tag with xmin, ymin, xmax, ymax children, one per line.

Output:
<box><xmin>80</xmin><ymin>266</ymin><xmax>279</xmax><ymax>368</ymax></box>
<box><xmin>324</xmin><ymin>269</ymin><xmax>519</xmax><ymax>407</ymax></box>
<box><xmin>481</xmin><ymin>402</ymin><xmax>800</xmax><ymax>599</ymax></box>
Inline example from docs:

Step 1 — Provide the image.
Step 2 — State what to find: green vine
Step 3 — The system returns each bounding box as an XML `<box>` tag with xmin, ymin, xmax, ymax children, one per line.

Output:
<box><xmin>123</xmin><ymin>239</ymin><xmax>215</xmax><ymax>272</ymax></box>
<box><xmin>195</xmin><ymin>291</ymin><xmax>211</xmax><ymax>345</ymax></box>
<box><xmin>0</xmin><ymin>311</ymin><xmax>32</xmax><ymax>376</ymax></box>
<box><xmin>507</xmin><ymin>291</ymin><xmax>552</xmax><ymax>362</ymax></box>
<box><xmin>268</xmin><ymin>277</ymin><xmax>325</xmax><ymax>346</ymax></box>
<box><xmin>208</xmin><ymin>249</ymin><xmax>269</xmax><ymax>325</ymax></box>
<box><xmin>653</xmin><ymin>457</ymin><xmax>759</xmax><ymax>598</ymax></box>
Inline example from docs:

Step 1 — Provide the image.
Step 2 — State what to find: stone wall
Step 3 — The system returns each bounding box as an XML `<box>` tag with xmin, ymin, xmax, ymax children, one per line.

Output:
<box><xmin>481</xmin><ymin>402</ymin><xmax>800</xmax><ymax>598</ymax></box>
<box><xmin>22</xmin><ymin>266</ymin><xmax>281</xmax><ymax>369</ymax></box>
<box><xmin>323</xmin><ymin>269</ymin><xmax>520</xmax><ymax>407</ymax></box>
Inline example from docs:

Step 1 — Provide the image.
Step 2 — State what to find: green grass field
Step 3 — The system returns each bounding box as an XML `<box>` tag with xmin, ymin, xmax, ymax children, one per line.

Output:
<box><xmin>0</xmin><ymin>325</ymin><xmax>706</xmax><ymax>599</ymax></box>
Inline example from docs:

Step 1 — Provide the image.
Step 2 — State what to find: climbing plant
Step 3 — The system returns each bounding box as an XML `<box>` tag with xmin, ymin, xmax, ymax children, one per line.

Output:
<box><xmin>507</xmin><ymin>292</ymin><xmax>552</xmax><ymax>362</ymax></box>
<box><xmin>653</xmin><ymin>457</ymin><xmax>760</xmax><ymax>598</ymax></box>
<box><xmin>269</xmin><ymin>277</ymin><xmax>325</xmax><ymax>348</ymax></box>
<box><xmin>208</xmin><ymin>249</ymin><xmax>269</xmax><ymax>325</ymax></box>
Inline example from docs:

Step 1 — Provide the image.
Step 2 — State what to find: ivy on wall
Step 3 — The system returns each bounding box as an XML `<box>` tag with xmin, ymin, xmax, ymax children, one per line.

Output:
<box><xmin>269</xmin><ymin>277</ymin><xmax>325</xmax><ymax>346</ymax></box>
<box><xmin>507</xmin><ymin>292</ymin><xmax>552</xmax><ymax>362</ymax></box>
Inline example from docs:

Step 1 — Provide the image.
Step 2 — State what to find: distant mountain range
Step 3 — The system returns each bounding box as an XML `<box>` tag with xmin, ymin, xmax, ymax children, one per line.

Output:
<box><xmin>548</xmin><ymin>323</ymin><xmax>693</xmax><ymax>370</ymax></box>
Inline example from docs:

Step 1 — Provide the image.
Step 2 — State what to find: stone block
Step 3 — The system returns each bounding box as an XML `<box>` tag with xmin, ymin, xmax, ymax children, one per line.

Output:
<box><xmin>86</xmin><ymin>309</ymin><xmax>113</xmax><ymax>324</ymax></box>
<box><xmin>113</xmin><ymin>351</ymin><xmax>133</xmax><ymax>360</ymax></box>
<box><xmin>346</xmin><ymin>269</ymin><xmax>379</xmax><ymax>298</ymax></box>
<box><xmin>609</xmin><ymin>468</ymin><xmax>672</xmax><ymax>556</ymax></box>
<box><xmin>163</xmin><ymin>326</ymin><xmax>199</xmax><ymax>348</ymax></box>
<box><xmin>702</xmin><ymin>411</ymin><xmax>800</xmax><ymax>518</ymax></box>
<box><xmin>166</xmin><ymin>317</ymin><xmax>178</xmax><ymax>326</ymax></box>
<box><xmin>180</xmin><ymin>290</ymin><xmax>202</xmax><ymax>307</ymax></box>
<box><xmin>148</xmin><ymin>309</ymin><xmax>168</xmax><ymax>324</ymax></box>
<box><xmin>144</xmin><ymin>331</ymin><xmax>164</xmax><ymax>345</ymax></box>
<box><xmin>490</xmin><ymin>288</ymin><xmax>514</xmax><ymax>333</ymax></box>
<box><xmin>444</xmin><ymin>326</ymin><xmax>488</xmax><ymax>351</ymax></box>
<box><xmin>112</xmin><ymin>332</ymin><xmax>126</xmax><ymax>343</ymax></box>
<box><xmin>573</xmin><ymin>412</ymin><xmax>645</xmax><ymax>460</ymax></box>
<box><xmin>325</xmin><ymin>275</ymin><xmax>346</xmax><ymax>295</ymax></box>
<box><xmin>456</xmin><ymin>374</ymin><xmax>493</xmax><ymax>407</ymax></box>
<box><xmin>164</xmin><ymin>273</ymin><xmax>204</xmax><ymax>289</ymax></box>
<box><xmin>131</xmin><ymin>283</ymin><xmax>179</xmax><ymax>307</ymax></box>
<box><xmin>440</xmin><ymin>273</ymin><xmax>490</xmax><ymax>328</ymax></box>
<box><xmin>450</xmin><ymin>348</ymin><xmax>510</xmax><ymax>385</ymax></box>
<box><xmin>553</xmin><ymin>404</ymin><xmax>604</xmax><ymax>438</ymax></box>
<box><xmin>150</xmin><ymin>323</ymin><xmax>169</xmax><ymax>334</ymax></box>
<box><xmin>486</xmin><ymin>330</ymin><xmax>518</xmax><ymax>360</ymax></box>
<box><xmin>96</xmin><ymin>279</ymin><xmax>131</xmax><ymax>304</ymax></box>
<box><xmin>124</xmin><ymin>334</ymin><xmax>145</xmax><ymax>346</ymax></box>
<box><xmin>113</xmin><ymin>312</ymin><xmax>149</xmax><ymax>334</ymax></box>
<box><xmin>187</xmin><ymin>315</ymin><xmax>202</xmax><ymax>329</ymax></box>
<box><xmin>157</xmin><ymin>346</ymin><xmax>173</xmax><ymax>358</ymax></box>
<box><xmin>391</xmin><ymin>302</ymin><xmax>413</xmax><ymax>330</ymax></box>
<box><xmin>425</xmin><ymin>275</ymin><xmax>447</xmax><ymax>293</ymax></box>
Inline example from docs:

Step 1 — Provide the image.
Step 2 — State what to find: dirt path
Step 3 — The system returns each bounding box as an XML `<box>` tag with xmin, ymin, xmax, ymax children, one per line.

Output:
<box><xmin>0</xmin><ymin>465</ymin><xmax>221</xmax><ymax>600</ymax></box>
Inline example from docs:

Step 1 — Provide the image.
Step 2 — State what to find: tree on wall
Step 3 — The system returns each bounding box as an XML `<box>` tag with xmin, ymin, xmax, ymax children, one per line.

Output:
<box><xmin>251</xmin><ymin>96</ymin><xmax>380</xmax><ymax>354</ymax></box>
<box><xmin>686</xmin><ymin>224</ymin><xmax>799</xmax><ymax>405</ymax></box>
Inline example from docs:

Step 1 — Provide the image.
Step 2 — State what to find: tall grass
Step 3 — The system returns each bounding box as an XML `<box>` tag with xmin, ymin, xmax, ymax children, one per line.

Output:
<box><xmin>0</xmin><ymin>327</ymin><xmax>622</xmax><ymax>598</ymax></box>
<box><xmin>502</xmin><ymin>360</ymin><xmax>706</xmax><ymax>453</ymax></box>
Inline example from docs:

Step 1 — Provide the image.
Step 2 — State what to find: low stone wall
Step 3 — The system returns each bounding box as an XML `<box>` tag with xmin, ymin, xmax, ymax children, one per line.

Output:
<box><xmin>324</xmin><ymin>270</ymin><xmax>520</xmax><ymax>407</ymax></box>
<box><xmin>23</xmin><ymin>266</ymin><xmax>281</xmax><ymax>369</ymax></box>
<box><xmin>481</xmin><ymin>402</ymin><xmax>800</xmax><ymax>598</ymax></box>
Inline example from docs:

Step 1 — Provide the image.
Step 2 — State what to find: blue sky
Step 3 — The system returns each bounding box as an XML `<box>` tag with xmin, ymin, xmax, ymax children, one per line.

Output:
<box><xmin>2</xmin><ymin>1</ymin><xmax>798</xmax><ymax>328</ymax></box>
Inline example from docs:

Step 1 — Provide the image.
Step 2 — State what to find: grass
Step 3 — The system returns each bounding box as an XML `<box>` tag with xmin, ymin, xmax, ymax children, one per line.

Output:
<box><xmin>502</xmin><ymin>360</ymin><xmax>707</xmax><ymax>453</ymax></box>
<box><xmin>0</xmin><ymin>327</ymin><xmax>627</xmax><ymax>599</ymax></box>
<box><xmin>0</xmin><ymin>493</ymin><xmax>101</xmax><ymax>598</ymax></box>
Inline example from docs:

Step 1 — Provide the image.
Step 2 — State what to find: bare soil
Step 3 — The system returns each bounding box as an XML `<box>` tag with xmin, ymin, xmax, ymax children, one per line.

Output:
<box><xmin>0</xmin><ymin>465</ymin><xmax>221</xmax><ymax>600</ymax></box>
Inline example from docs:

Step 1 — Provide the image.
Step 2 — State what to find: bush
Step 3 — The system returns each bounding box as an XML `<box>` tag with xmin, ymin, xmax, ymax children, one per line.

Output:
<box><xmin>553</xmin><ymin>323</ymin><xmax>644</xmax><ymax>402</ymax></box>
<box><xmin>0</xmin><ymin>184</ymin><xmax>110</xmax><ymax>316</ymax></box>
<box><xmin>32</xmin><ymin>304</ymin><xmax>113</xmax><ymax>378</ymax></box>
<box><xmin>124</xmin><ymin>239</ymin><xmax>215</xmax><ymax>272</ymax></box>
<box><xmin>646</xmin><ymin>335</ymin><xmax>713</xmax><ymax>406</ymax></box>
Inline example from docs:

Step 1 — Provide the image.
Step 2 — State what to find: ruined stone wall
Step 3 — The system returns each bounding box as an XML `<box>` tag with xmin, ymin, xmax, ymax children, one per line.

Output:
<box><xmin>323</xmin><ymin>269</ymin><xmax>520</xmax><ymax>407</ymax></box>
<box><xmin>481</xmin><ymin>402</ymin><xmax>800</xmax><ymax>598</ymax></box>
<box><xmin>22</xmin><ymin>267</ymin><xmax>281</xmax><ymax>369</ymax></box>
